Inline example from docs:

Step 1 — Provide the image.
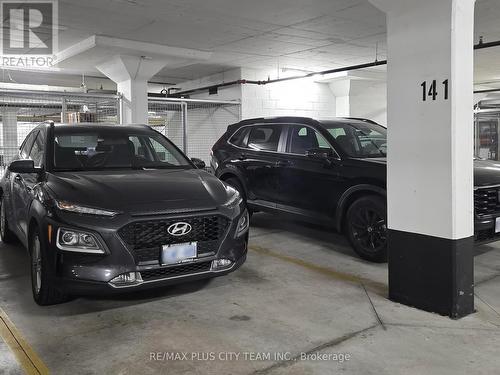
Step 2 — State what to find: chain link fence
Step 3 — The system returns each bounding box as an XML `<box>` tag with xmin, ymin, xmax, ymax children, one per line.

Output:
<box><xmin>0</xmin><ymin>89</ymin><xmax>120</xmax><ymax>173</ymax></box>
<box><xmin>0</xmin><ymin>90</ymin><xmax>240</xmax><ymax>174</ymax></box>
<box><xmin>148</xmin><ymin>98</ymin><xmax>241</xmax><ymax>165</ymax></box>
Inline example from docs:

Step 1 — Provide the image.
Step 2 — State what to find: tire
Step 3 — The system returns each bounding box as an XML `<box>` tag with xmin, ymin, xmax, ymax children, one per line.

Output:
<box><xmin>30</xmin><ymin>226</ymin><xmax>68</xmax><ymax>305</ymax></box>
<box><xmin>0</xmin><ymin>196</ymin><xmax>16</xmax><ymax>244</ymax></box>
<box><xmin>346</xmin><ymin>195</ymin><xmax>387</xmax><ymax>263</ymax></box>
<box><xmin>225</xmin><ymin>177</ymin><xmax>253</xmax><ymax>216</ymax></box>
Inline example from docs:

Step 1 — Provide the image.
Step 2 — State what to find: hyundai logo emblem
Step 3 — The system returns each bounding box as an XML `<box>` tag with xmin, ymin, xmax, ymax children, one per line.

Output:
<box><xmin>167</xmin><ymin>222</ymin><xmax>192</xmax><ymax>236</ymax></box>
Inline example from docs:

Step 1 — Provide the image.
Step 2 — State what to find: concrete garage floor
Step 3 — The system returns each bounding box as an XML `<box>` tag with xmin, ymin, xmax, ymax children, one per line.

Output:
<box><xmin>1</xmin><ymin>213</ymin><xmax>500</xmax><ymax>375</ymax></box>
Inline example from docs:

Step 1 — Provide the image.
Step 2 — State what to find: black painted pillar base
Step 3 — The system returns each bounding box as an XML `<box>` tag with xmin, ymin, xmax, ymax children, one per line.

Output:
<box><xmin>388</xmin><ymin>229</ymin><xmax>474</xmax><ymax>319</ymax></box>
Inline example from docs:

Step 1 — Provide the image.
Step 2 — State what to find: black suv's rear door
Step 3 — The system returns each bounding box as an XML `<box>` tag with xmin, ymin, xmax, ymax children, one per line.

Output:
<box><xmin>236</xmin><ymin>124</ymin><xmax>286</xmax><ymax>207</ymax></box>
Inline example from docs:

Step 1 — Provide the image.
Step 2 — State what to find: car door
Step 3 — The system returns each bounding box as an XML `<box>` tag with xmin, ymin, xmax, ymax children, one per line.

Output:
<box><xmin>12</xmin><ymin>130</ymin><xmax>45</xmax><ymax>237</ymax></box>
<box><xmin>234</xmin><ymin>124</ymin><xmax>286</xmax><ymax>206</ymax></box>
<box><xmin>278</xmin><ymin>124</ymin><xmax>347</xmax><ymax>219</ymax></box>
<box><xmin>7</xmin><ymin>130</ymin><xmax>37</xmax><ymax>235</ymax></box>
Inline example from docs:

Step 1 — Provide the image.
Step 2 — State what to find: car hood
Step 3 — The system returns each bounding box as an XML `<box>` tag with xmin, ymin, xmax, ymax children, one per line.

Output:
<box><xmin>46</xmin><ymin>169</ymin><xmax>229</xmax><ymax>214</ymax></box>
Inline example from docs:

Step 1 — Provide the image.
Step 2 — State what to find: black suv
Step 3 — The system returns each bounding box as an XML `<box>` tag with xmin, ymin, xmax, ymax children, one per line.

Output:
<box><xmin>211</xmin><ymin>116</ymin><xmax>500</xmax><ymax>262</ymax></box>
<box><xmin>0</xmin><ymin>123</ymin><xmax>248</xmax><ymax>305</ymax></box>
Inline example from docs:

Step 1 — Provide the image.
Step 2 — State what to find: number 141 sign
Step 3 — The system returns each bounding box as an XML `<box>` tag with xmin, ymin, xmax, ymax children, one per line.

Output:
<box><xmin>421</xmin><ymin>79</ymin><xmax>449</xmax><ymax>101</ymax></box>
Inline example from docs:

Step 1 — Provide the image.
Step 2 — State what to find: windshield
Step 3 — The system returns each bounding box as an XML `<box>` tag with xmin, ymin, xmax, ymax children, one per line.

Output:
<box><xmin>53</xmin><ymin>128</ymin><xmax>192</xmax><ymax>171</ymax></box>
<box><xmin>323</xmin><ymin>121</ymin><xmax>387</xmax><ymax>158</ymax></box>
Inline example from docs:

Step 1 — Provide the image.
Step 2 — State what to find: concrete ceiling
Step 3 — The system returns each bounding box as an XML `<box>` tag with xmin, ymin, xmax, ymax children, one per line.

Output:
<box><xmin>1</xmin><ymin>0</ymin><xmax>500</xmax><ymax>88</ymax></box>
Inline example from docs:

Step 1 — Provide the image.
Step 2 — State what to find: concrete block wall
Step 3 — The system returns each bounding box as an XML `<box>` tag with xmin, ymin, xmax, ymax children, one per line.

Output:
<box><xmin>240</xmin><ymin>68</ymin><xmax>336</xmax><ymax>120</ymax></box>
<box><xmin>172</xmin><ymin>68</ymin><xmax>388</xmax><ymax>125</ymax></box>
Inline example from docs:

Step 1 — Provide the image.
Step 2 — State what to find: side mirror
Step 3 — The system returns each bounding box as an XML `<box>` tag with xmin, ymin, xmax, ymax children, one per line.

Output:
<box><xmin>191</xmin><ymin>158</ymin><xmax>206</xmax><ymax>169</ymax></box>
<box><xmin>306</xmin><ymin>148</ymin><xmax>334</xmax><ymax>160</ymax></box>
<box><xmin>8</xmin><ymin>159</ymin><xmax>38</xmax><ymax>174</ymax></box>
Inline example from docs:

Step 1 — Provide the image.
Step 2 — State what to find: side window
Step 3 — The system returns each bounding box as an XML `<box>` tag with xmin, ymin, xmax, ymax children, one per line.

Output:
<box><xmin>229</xmin><ymin>128</ymin><xmax>250</xmax><ymax>147</ymax></box>
<box><xmin>147</xmin><ymin>137</ymin><xmax>181</xmax><ymax>165</ymax></box>
<box><xmin>29</xmin><ymin>131</ymin><xmax>46</xmax><ymax>167</ymax></box>
<box><xmin>129</xmin><ymin>136</ymin><xmax>149</xmax><ymax>159</ymax></box>
<box><xmin>247</xmin><ymin>125</ymin><xmax>282</xmax><ymax>152</ymax></box>
<box><xmin>287</xmin><ymin>126</ymin><xmax>332</xmax><ymax>155</ymax></box>
<box><xmin>20</xmin><ymin>131</ymin><xmax>38</xmax><ymax>159</ymax></box>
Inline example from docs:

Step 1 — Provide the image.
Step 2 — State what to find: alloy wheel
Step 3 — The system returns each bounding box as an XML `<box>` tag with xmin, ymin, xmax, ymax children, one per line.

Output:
<box><xmin>350</xmin><ymin>207</ymin><xmax>387</xmax><ymax>253</ymax></box>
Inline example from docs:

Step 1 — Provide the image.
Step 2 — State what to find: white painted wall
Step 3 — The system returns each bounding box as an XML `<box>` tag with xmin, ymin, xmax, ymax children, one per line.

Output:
<box><xmin>349</xmin><ymin>80</ymin><xmax>387</xmax><ymax>125</ymax></box>
<box><xmin>240</xmin><ymin>68</ymin><xmax>336</xmax><ymax>120</ymax></box>
<box><xmin>174</xmin><ymin>68</ymin><xmax>389</xmax><ymax>128</ymax></box>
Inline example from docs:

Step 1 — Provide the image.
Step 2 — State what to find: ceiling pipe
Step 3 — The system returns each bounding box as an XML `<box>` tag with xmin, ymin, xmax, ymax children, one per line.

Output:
<box><xmin>150</xmin><ymin>38</ymin><xmax>500</xmax><ymax>98</ymax></box>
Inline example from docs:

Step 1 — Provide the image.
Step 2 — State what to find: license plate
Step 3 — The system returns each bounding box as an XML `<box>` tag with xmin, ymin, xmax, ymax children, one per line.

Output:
<box><xmin>496</xmin><ymin>218</ymin><xmax>500</xmax><ymax>233</ymax></box>
<box><xmin>161</xmin><ymin>242</ymin><xmax>197</xmax><ymax>265</ymax></box>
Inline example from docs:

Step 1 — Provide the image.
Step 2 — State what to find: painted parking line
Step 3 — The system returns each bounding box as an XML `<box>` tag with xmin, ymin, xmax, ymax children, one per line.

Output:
<box><xmin>249</xmin><ymin>244</ymin><xmax>388</xmax><ymax>295</ymax></box>
<box><xmin>0</xmin><ymin>307</ymin><xmax>49</xmax><ymax>375</ymax></box>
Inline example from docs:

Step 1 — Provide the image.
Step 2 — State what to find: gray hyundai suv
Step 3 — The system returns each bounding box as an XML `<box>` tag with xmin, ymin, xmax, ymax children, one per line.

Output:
<box><xmin>0</xmin><ymin>123</ymin><xmax>249</xmax><ymax>305</ymax></box>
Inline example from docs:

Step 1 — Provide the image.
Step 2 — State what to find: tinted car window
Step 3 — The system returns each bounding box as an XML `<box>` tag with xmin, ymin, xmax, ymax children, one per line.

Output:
<box><xmin>247</xmin><ymin>125</ymin><xmax>282</xmax><ymax>152</ymax></box>
<box><xmin>323</xmin><ymin>122</ymin><xmax>387</xmax><ymax>157</ymax></box>
<box><xmin>229</xmin><ymin>127</ymin><xmax>250</xmax><ymax>147</ymax></box>
<box><xmin>20</xmin><ymin>131</ymin><xmax>38</xmax><ymax>159</ymax></box>
<box><xmin>288</xmin><ymin>126</ymin><xmax>332</xmax><ymax>155</ymax></box>
<box><xmin>29</xmin><ymin>131</ymin><xmax>45</xmax><ymax>167</ymax></box>
<box><xmin>53</xmin><ymin>128</ymin><xmax>191</xmax><ymax>171</ymax></box>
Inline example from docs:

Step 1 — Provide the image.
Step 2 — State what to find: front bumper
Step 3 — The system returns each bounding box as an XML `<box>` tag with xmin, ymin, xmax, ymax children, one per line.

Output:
<box><xmin>45</xmin><ymin>204</ymin><xmax>248</xmax><ymax>295</ymax></box>
<box><xmin>58</xmin><ymin>253</ymin><xmax>247</xmax><ymax>295</ymax></box>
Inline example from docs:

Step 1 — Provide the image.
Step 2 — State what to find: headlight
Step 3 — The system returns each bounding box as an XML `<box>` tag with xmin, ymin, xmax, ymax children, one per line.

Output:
<box><xmin>56</xmin><ymin>228</ymin><xmax>105</xmax><ymax>254</ymax></box>
<box><xmin>55</xmin><ymin>200</ymin><xmax>118</xmax><ymax>217</ymax></box>
<box><xmin>222</xmin><ymin>185</ymin><xmax>243</xmax><ymax>209</ymax></box>
<box><xmin>235</xmin><ymin>210</ymin><xmax>250</xmax><ymax>238</ymax></box>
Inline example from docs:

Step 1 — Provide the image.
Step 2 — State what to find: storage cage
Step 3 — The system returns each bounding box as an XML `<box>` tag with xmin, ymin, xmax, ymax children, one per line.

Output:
<box><xmin>474</xmin><ymin>109</ymin><xmax>500</xmax><ymax>160</ymax></box>
<box><xmin>0</xmin><ymin>90</ymin><xmax>241</xmax><ymax>174</ymax></box>
<box><xmin>0</xmin><ymin>89</ymin><xmax>120</xmax><ymax>172</ymax></box>
<box><xmin>148</xmin><ymin>98</ymin><xmax>241</xmax><ymax>164</ymax></box>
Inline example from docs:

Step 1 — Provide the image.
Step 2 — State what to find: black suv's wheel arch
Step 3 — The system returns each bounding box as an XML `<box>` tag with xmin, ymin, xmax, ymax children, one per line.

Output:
<box><xmin>336</xmin><ymin>185</ymin><xmax>386</xmax><ymax>232</ymax></box>
<box><xmin>219</xmin><ymin>173</ymin><xmax>248</xmax><ymax>199</ymax></box>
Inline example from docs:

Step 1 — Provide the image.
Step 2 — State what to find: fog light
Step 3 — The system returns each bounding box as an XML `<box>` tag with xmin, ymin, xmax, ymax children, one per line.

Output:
<box><xmin>212</xmin><ymin>259</ymin><xmax>233</xmax><ymax>271</ymax></box>
<box><xmin>109</xmin><ymin>272</ymin><xmax>143</xmax><ymax>288</ymax></box>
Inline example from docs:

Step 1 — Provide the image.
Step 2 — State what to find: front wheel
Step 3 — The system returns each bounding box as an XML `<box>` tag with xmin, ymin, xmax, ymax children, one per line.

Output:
<box><xmin>30</xmin><ymin>227</ymin><xmax>68</xmax><ymax>305</ymax></box>
<box><xmin>346</xmin><ymin>195</ymin><xmax>387</xmax><ymax>263</ymax></box>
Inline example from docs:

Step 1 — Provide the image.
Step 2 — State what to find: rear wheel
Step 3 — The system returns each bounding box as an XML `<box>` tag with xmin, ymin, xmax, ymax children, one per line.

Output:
<box><xmin>30</xmin><ymin>226</ymin><xmax>68</xmax><ymax>305</ymax></box>
<box><xmin>346</xmin><ymin>195</ymin><xmax>387</xmax><ymax>263</ymax></box>
<box><xmin>0</xmin><ymin>196</ymin><xmax>16</xmax><ymax>244</ymax></box>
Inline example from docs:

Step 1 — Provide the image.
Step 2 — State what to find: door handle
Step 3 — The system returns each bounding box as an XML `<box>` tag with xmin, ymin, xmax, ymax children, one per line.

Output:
<box><xmin>238</xmin><ymin>153</ymin><xmax>247</xmax><ymax>160</ymax></box>
<box><xmin>275</xmin><ymin>160</ymin><xmax>292</xmax><ymax>167</ymax></box>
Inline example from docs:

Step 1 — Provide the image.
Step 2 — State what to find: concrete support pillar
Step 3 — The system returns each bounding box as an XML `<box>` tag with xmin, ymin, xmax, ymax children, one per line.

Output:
<box><xmin>369</xmin><ymin>0</ymin><xmax>476</xmax><ymax>318</ymax></box>
<box><xmin>2</xmin><ymin>109</ymin><xmax>18</xmax><ymax>163</ymax></box>
<box><xmin>329</xmin><ymin>80</ymin><xmax>351</xmax><ymax>117</ymax></box>
<box><xmin>96</xmin><ymin>55</ymin><xmax>167</xmax><ymax>124</ymax></box>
